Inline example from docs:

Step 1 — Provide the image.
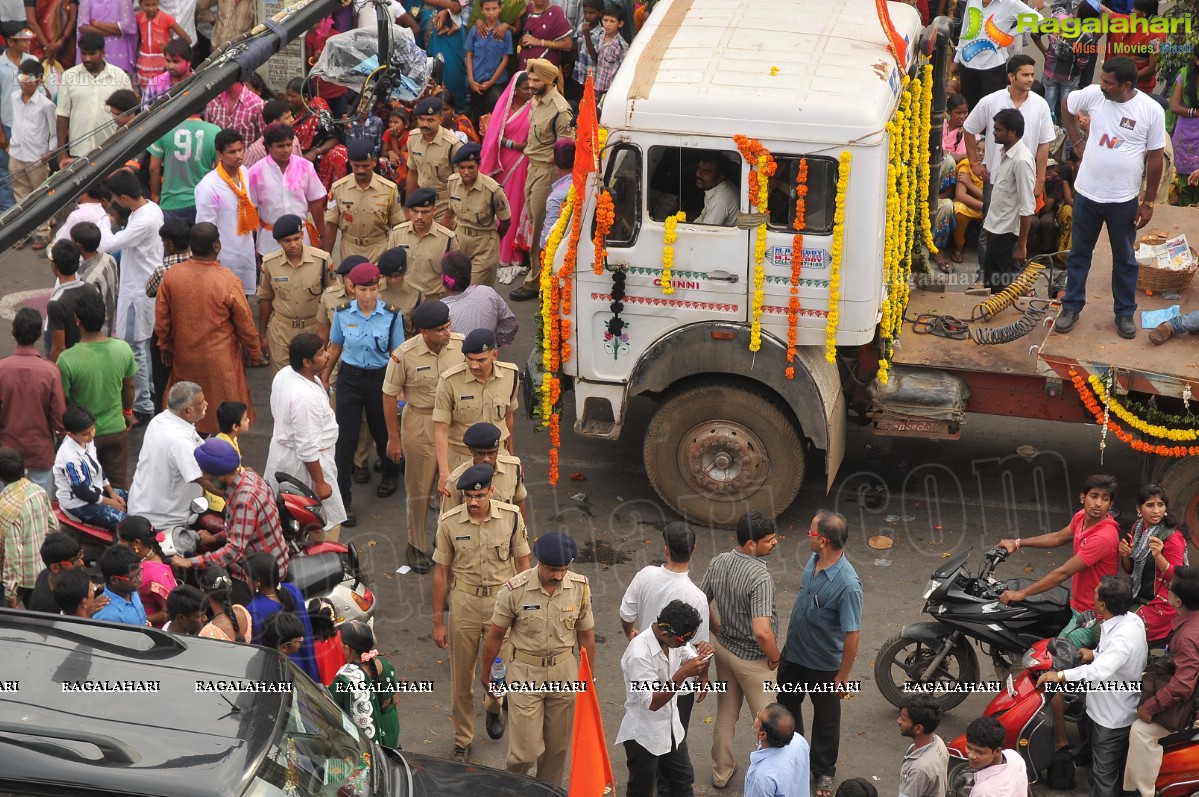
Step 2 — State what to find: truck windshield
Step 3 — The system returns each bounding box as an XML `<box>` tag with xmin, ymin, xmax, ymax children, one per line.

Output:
<box><xmin>245</xmin><ymin>674</ymin><xmax>374</xmax><ymax>797</ymax></box>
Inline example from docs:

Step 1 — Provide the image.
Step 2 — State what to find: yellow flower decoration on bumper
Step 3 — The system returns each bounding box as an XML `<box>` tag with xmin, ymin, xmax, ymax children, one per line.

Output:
<box><xmin>662</xmin><ymin>211</ymin><xmax>685</xmax><ymax>294</ymax></box>
<box><xmin>826</xmin><ymin>150</ymin><xmax>851</xmax><ymax>363</ymax></box>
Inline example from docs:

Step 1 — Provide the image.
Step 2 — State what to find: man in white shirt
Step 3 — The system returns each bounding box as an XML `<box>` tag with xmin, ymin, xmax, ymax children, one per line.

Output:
<box><xmin>246</xmin><ymin>123</ymin><xmax>327</xmax><ymax>258</ymax></box>
<box><xmin>981</xmin><ymin>108</ymin><xmax>1036</xmax><ymax>293</ymax></box>
<box><xmin>195</xmin><ymin>128</ymin><xmax>259</xmax><ymax>295</ymax></box>
<box><xmin>953</xmin><ymin>0</ymin><xmax>1044</xmax><ymax>109</ymax></box>
<box><xmin>55</xmin><ymin>31</ymin><xmax>132</xmax><ymax>165</ymax></box>
<box><xmin>126</xmin><ymin>382</ymin><xmax>207</xmax><ymax>530</ymax></box>
<box><xmin>620</xmin><ymin>521</ymin><xmax>711</xmax><ymax>739</ymax></box>
<box><xmin>1057</xmin><ymin>56</ymin><xmax>1166</xmax><ymax>340</ymax></box>
<box><xmin>615</xmin><ymin>600</ymin><xmax>712</xmax><ymax>797</ymax></box>
<box><xmin>263</xmin><ymin>333</ymin><xmax>348</xmax><ymax>536</ymax></box>
<box><xmin>98</xmin><ymin>169</ymin><xmax>165</xmax><ymax>417</ymax></box>
<box><xmin>9</xmin><ymin>59</ymin><xmax>56</xmax><ymax>244</ymax></box>
<box><xmin>1037</xmin><ymin>576</ymin><xmax>1147</xmax><ymax>797</ymax></box>
<box><xmin>693</xmin><ymin>152</ymin><xmax>738</xmax><ymax>226</ymax></box>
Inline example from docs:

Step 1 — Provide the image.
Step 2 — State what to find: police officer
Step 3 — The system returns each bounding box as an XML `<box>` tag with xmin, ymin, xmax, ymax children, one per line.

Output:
<box><xmin>321</xmin><ymin>262</ymin><xmax>405</xmax><ymax>526</ymax></box>
<box><xmin>406</xmin><ymin>95</ymin><xmax>463</xmax><ymax>223</ymax></box>
<box><xmin>434</xmin><ymin>327</ymin><xmax>520</xmax><ymax>495</ymax></box>
<box><xmin>388</xmin><ymin>187</ymin><xmax>457</xmax><ymax>300</ymax></box>
<box><xmin>382</xmin><ymin>299</ymin><xmax>465</xmax><ymax>568</ymax></box>
<box><xmin>377</xmin><ymin>246</ymin><xmax>424</xmax><ymax>339</ymax></box>
<box><xmin>443</xmin><ymin>422</ymin><xmax>528</xmax><ymax>521</ymax></box>
<box><xmin>258</xmin><ymin>213</ymin><xmax>331</xmax><ymax>371</ymax></box>
<box><xmin>480</xmin><ymin>531</ymin><xmax>595</xmax><ymax>786</ymax></box>
<box><xmin>445</xmin><ymin>143</ymin><xmax>511</xmax><ymax>288</ymax></box>
<box><xmin>323</xmin><ymin>139</ymin><xmax>404</xmax><ymax>261</ymax></box>
<box><xmin>433</xmin><ymin>463</ymin><xmax>531</xmax><ymax>763</ymax></box>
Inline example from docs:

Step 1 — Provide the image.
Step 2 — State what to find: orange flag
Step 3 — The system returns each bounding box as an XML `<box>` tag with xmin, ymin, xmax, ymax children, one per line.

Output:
<box><xmin>568</xmin><ymin>647</ymin><xmax>615</xmax><ymax>797</ymax></box>
<box><xmin>572</xmin><ymin>71</ymin><xmax>599</xmax><ymax>192</ymax></box>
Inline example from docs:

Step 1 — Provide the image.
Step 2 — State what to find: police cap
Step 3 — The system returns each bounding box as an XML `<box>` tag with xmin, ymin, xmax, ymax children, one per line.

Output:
<box><xmin>347</xmin><ymin>262</ymin><xmax>381</xmax><ymax>286</ymax></box>
<box><xmin>405</xmin><ymin>187</ymin><xmax>437</xmax><ymax>208</ymax></box>
<box><xmin>462</xmin><ymin>328</ymin><xmax>497</xmax><ymax>354</ymax></box>
<box><xmin>346</xmin><ymin>138</ymin><xmax>375</xmax><ymax>162</ymax></box>
<box><xmin>376</xmin><ymin>246</ymin><xmax>407</xmax><ymax>276</ymax></box>
<box><xmin>533</xmin><ymin>532</ymin><xmax>578</xmax><ymax>567</ymax></box>
<box><xmin>272</xmin><ymin>214</ymin><xmax>304</xmax><ymax>241</ymax></box>
<box><xmin>336</xmin><ymin>254</ymin><xmax>370</xmax><ymax>276</ymax></box>
<box><xmin>413</xmin><ymin>96</ymin><xmax>444</xmax><ymax>117</ymax></box>
<box><xmin>451</xmin><ymin>143</ymin><xmax>482</xmax><ymax>165</ymax></box>
<box><xmin>463</xmin><ymin>422</ymin><xmax>502</xmax><ymax>450</ymax></box>
<box><xmin>456</xmin><ymin>463</ymin><xmax>494</xmax><ymax>491</ymax></box>
<box><xmin>410</xmin><ymin>299</ymin><xmax>450</xmax><ymax>330</ymax></box>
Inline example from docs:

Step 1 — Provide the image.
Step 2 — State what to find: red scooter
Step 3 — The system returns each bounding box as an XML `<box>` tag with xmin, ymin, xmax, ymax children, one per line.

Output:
<box><xmin>56</xmin><ymin>471</ymin><xmax>375</xmax><ymax>623</ymax></box>
<box><xmin>945</xmin><ymin>637</ymin><xmax>1199</xmax><ymax>797</ymax></box>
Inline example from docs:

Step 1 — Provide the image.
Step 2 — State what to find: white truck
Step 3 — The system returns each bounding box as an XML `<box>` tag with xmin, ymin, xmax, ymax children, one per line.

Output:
<box><xmin>541</xmin><ymin>0</ymin><xmax>1199</xmax><ymax>532</ymax></box>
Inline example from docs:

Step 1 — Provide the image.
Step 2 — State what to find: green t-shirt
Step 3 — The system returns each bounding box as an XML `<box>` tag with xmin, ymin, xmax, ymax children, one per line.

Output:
<box><xmin>57</xmin><ymin>338</ymin><xmax>138</xmax><ymax>436</ymax></box>
<box><xmin>148</xmin><ymin>119</ymin><xmax>221</xmax><ymax>211</ymax></box>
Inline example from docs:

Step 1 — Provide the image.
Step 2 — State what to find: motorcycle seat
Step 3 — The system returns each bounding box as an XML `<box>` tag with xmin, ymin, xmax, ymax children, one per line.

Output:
<box><xmin>1160</xmin><ymin>729</ymin><xmax>1199</xmax><ymax>748</ymax></box>
<box><xmin>1003</xmin><ymin>579</ymin><xmax>1071</xmax><ymax>607</ymax></box>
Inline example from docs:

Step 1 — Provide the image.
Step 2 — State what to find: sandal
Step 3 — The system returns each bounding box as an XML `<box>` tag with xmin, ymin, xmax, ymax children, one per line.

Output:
<box><xmin>815</xmin><ymin>775</ymin><xmax>834</xmax><ymax>797</ymax></box>
<box><xmin>952</xmin><ymin>248</ymin><xmax>964</xmax><ymax>264</ymax></box>
<box><xmin>935</xmin><ymin>254</ymin><xmax>954</xmax><ymax>274</ymax></box>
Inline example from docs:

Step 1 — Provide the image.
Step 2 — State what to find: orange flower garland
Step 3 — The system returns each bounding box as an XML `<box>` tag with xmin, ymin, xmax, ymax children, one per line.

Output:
<box><xmin>1070</xmin><ymin>368</ymin><xmax>1199</xmax><ymax>457</ymax></box>
<box><xmin>787</xmin><ymin>158</ymin><xmax>809</xmax><ymax>379</ymax></box>
<box><xmin>593</xmin><ymin>189</ymin><xmax>615</xmax><ymax>275</ymax></box>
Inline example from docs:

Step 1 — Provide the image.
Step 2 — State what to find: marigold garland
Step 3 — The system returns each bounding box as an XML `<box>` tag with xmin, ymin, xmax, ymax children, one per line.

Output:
<box><xmin>537</xmin><ymin>185</ymin><xmax>578</xmax><ymax>486</ymax></box>
<box><xmin>593</xmin><ymin>189</ymin><xmax>615</xmax><ymax>275</ymax></box>
<box><xmin>787</xmin><ymin>158</ymin><xmax>809</xmax><ymax>379</ymax></box>
<box><xmin>661</xmin><ymin>210</ymin><xmax>686</xmax><ymax>294</ymax></box>
<box><xmin>1088</xmin><ymin>373</ymin><xmax>1199</xmax><ymax>441</ymax></box>
<box><xmin>733</xmin><ymin>136</ymin><xmax>777</xmax><ymax>352</ymax></box>
<box><xmin>1070</xmin><ymin>369</ymin><xmax>1199</xmax><ymax>457</ymax></box>
<box><xmin>826</xmin><ymin>151</ymin><xmax>851</xmax><ymax>363</ymax></box>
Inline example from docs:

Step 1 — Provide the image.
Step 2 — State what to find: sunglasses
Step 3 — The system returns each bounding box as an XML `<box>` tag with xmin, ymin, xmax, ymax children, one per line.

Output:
<box><xmin>656</xmin><ymin>622</ymin><xmax>696</xmax><ymax>643</ymax></box>
<box><xmin>808</xmin><ymin>531</ymin><xmax>829</xmax><ymax>543</ymax></box>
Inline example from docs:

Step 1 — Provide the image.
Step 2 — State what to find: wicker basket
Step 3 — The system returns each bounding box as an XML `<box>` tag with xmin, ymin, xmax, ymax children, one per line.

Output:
<box><xmin>1136</xmin><ymin>248</ymin><xmax>1199</xmax><ymax>294</ymax></box>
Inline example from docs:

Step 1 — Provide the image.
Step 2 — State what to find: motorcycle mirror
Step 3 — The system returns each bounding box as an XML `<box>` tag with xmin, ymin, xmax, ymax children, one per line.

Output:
<box><xmin>190</xmin><ymin>497</ymin><xmax>210</xmax><ymax>515</ymax></box>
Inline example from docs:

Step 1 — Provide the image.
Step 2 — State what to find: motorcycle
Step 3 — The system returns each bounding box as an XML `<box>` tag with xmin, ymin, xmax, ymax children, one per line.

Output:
<box><xmin>56</xmin><ymin>471</ymin><xmax>375</xmax><ymax>623</ymax></box>
<box><xmin>874</xmin><ymin>547</ymin><xmax>1073</xmax><ymax>710</ymax></box>
<box><xmin>943</xmin><ymin>636</ymin><xmax>1082</xmax><ymax>795</ymax></box>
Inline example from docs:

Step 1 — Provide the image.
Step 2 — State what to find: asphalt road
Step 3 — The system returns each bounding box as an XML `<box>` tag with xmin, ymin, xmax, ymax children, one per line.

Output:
<box><xmin>0</xmin><ymin>239</ymin><xmax>1163</xmax><ymax>797</ymax></box>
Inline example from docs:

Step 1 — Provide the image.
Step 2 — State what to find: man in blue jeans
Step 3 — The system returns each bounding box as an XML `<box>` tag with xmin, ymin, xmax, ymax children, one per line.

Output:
<box><xmin>1055</xmin><ymin>57</ymin><xmax>1165</xmax><ymax>340</ymax></box>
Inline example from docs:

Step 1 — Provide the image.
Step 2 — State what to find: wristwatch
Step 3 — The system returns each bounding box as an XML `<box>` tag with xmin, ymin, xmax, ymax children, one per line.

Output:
<box><xmin>1145</xmin><ymin>201</ymin><xmax>1155</xmax><ymax>208</ymax></box>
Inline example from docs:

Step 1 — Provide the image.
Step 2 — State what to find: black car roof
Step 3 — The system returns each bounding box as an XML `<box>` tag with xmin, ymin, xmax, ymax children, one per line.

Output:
<box><xmin>0</xmin><ymin>609</ymin><xmax>290</xmax><ymax>797</ymax></box>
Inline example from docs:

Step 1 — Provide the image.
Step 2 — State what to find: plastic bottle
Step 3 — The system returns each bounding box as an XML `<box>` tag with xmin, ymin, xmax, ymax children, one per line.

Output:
<box><xmin>490</xmin><ymin>657</ymin><xmax>506</xmax><ymax>697</ymax></box>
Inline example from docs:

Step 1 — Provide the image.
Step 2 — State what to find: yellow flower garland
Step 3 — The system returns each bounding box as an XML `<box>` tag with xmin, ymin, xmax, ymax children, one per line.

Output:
<box><xmin>750</xmin><ymin>155</ymin><xmax>770</xmax><ymax>351</ymax></box>
<box><xmin>539</xmin><ymin>185</ymin><xmax>576</xmax><ymax>425</ymax></box>
<box><xmin>1089</xmin><ymin>374</ymin><xmax>1199</xmax><ymax>441</ymax></box>
<box><xmin>661</xmin><ymin>211</ymin><xmax>685</xmax><ymax>294</ymax></box>
<box><xmin>826</xmin><ymin>151</ymin><xmax>851</xmax><ymax>363</ymax></box>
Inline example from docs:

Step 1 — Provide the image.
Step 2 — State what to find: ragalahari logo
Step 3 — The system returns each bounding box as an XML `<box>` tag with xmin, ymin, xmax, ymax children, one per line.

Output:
<box><xmin>1015</xmin><ymin>12</ymin><xmax>1192</xmax><ymax>38</ymax></box>
<box><xmin>957</xmin><ymin>6</ymin><xmax>1016</xmax><ymax>63</ymax></box>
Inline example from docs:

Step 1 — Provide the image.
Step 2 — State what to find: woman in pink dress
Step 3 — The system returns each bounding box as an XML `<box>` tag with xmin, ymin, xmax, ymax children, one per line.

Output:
<box><xmin>480</xmin><ymin>71</ymin><xmax>532</xmax><ymax>276</ymax></box>
<box><xmin>116</xmin><ymin>516</ymin><xmax>177</xmax><ymax>627</ymax></box>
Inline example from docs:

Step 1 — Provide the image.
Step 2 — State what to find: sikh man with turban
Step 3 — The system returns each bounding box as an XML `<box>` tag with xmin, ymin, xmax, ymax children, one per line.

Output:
<box><xmin>509</xmin><ymin>58</ymin><xmax>574</xmax><ymax>302</ymax></box>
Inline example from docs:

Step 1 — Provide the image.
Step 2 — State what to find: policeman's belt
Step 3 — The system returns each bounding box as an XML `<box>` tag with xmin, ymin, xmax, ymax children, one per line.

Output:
<box><xmin>274</xmin><ymin>313</ymin><xmax>318</xmax><ymax>329</ymax></box>
<box><xmin>343</xmin><ymin>233</ymin><xmax>387</xmax><ymax>246</ymax></box>
<box><xmin>453</xmin><ymin>581</ymin><xmax>501</xmax><ymax>597</ymax></box>
<box><xmin>340</xmin><ymin>364</ymin><xmax>387</xmax><ymax>377</ymax></box>
<box><xmin>514</xmin><ymin>649</ymin><xmax>572</xmax><ymax>667</ymax></box>
<box><xmin>457</xmin><ymin>226</ymin><xmax>493</xmax><ymax>236</ymax></box>
<box><xmin>403</xmin><ymin>404</ymin><xmax>435</xmax><ymax>415</ymax></box>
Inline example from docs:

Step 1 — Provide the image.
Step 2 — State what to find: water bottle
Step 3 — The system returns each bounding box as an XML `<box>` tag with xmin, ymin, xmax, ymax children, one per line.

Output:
<box><xmin>489</xmin><ymin>657</ymin><xmax>506</xmax><ymax>697</ymax></box>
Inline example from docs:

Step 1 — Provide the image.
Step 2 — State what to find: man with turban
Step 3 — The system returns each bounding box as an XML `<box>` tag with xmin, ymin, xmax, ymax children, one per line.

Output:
<box><xmin>509</xmin><ymin>58</ymin><xmax>575</xmax><ymax>302</ymax></box>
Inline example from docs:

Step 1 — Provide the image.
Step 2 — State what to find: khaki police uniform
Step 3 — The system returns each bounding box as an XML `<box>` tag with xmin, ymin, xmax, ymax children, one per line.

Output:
<box><xmin>448</xmin><ymin>172</ymin><xmax>511</xmax><ymax>288</ymax></box>
<box><xmin>490</xmin><ymin>567</ymin><xmax>594</xmax><ymax>785</ymax></box>
<box><xmin>318</xmin><ymin>280</ymin><xmax>373</xmax><ymax>470</ymax></box>
<box><xmin>387</xmin><ymin>221</ymin><xmax>457</xmax><ymax>300</ymax></box>
<box><xmin>258</xmin><ymin>245</ymin><xmax>331</xmax><ymax>372</ymax></box>
<box><xmin>520</xmin><ymin>89</ymin><xmax>574</xmax><ymax>291</ymax></box>
<box><xmin>379</xmin><ymin>279</ymin><xmax>424</xmax><ymax>339</ymax></box>
<box><xmin>382</xmin><ymin>332</ymin><xmax>465</xmax><ymax>551</ymax></box>
<box><xmin>407</xmin><ymin>126</ymin><xmax>463</xmax><ymax>221</ymax></box>
<box><xmin>433</xmin><ymin>500</ymin><xmax>530</xmax><ymax>749</ymax></box>
<box><xmin>326</xmin><ymin>172</ymin><xmax>404</xmax><ymax>262</ymax></box>
<box><xmin>433</xmin><ymin>360</ymin><xmax>520</xmax><ymax>471</ymax></box>
<box><xmin>442</xmin><ymin>453</ymin><xmax>526</xmax><ymax>515</ymax></box>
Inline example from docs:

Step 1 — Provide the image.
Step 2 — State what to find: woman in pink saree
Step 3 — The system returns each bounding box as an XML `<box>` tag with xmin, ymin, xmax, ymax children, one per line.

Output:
<box><xmin>480</xmin><ymin>71</ymin><xmax>532</xmax><ymax>276</ymax></box>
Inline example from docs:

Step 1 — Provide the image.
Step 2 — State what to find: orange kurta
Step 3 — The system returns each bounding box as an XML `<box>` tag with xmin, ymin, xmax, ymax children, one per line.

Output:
<box><xmin>155</xmin><ymin>258</ymin><xmax>262</xmax><ymax>435</ymax></box>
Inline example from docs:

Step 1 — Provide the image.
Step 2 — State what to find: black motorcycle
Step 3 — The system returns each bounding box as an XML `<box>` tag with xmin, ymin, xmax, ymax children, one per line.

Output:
<box><xmin>874</xmin><ymin>547</ymin><xmax>1073</xmax><ymax>710</ymax></box>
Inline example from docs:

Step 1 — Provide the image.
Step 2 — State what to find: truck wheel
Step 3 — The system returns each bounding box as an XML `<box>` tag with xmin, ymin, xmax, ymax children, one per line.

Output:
<box><xmin>1159</xmin><ymin>457</ymin><xmax>1199</xmax><ymax>544</ymax></box>
<box><xmin>643</xmin><ymin>384</ymin><xmax>805</xmax><ymax>528</ymax></box>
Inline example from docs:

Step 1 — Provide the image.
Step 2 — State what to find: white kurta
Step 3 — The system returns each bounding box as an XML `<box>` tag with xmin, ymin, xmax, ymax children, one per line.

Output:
<box><xmin>99</xmin><ymin>201</ymin><xmax>166</xmax><ymax>342</ymax></box>
<box><xmin>264</xmin><ymin>366</ymin><xmax>348</xmax><ymax>529</ymax></box>
<box><xmin>127</xmin><ymin>410</ymin><xmax>204</xmax><ymax>530</ymax></box>
<box><xmin>245</xmin><ymin>153</ymin><xmax>326</xmax><ymax>258</ymax></box>
<box><xmin>194</xmin><ymin>166</ymin><xmax>259</xmax><ymax>294</ymax></box>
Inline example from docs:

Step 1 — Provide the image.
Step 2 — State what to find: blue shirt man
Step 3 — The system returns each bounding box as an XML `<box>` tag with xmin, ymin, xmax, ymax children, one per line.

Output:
<box><xmin>93</xmin><ymin>586</ymin><xmax>148</xmax><ymax>625</ymax></box>
<box><xmin>745</xmin><ymin>705</ymin><xmax>811</xmax><ymax>797</ymax></box>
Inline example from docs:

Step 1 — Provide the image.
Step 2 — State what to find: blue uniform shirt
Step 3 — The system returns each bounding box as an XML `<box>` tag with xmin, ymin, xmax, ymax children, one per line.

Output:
<box><xmin>783</xmin><ymin>554</ymin><xmax>863</xmax><ymax>671</ymax></box>
<box><xmin>466</xmin><ymin>27</ymin><xmax>514</xmax><ymax>87</ymax></box>
<box><xmin>329</xmin><ymin>301</ymin><xmax>406</xmax><ymax>369</ymax></box>
<box><xmin>745</xmin><ymin>733</ymin><xmax>811</xmax><ymax>797</ymax></box>
<box><xmin>93</xmin><ymin>587</ymin><xmax>149</xmax><ymax>626</ymax></box>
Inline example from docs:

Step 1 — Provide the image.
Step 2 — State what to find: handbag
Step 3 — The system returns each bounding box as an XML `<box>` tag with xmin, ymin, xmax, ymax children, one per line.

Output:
<box><xmin>1140</xmin><ymin>652</ymin><xmax>1198</xmax><ymax>732</ymax></box>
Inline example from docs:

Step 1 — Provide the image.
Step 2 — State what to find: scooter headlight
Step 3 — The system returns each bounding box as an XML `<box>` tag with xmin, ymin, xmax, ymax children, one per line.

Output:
<box><xmin>923</xmin><ymin>578</ymin><xmax>945</xmax><ymax>600</ymax></box>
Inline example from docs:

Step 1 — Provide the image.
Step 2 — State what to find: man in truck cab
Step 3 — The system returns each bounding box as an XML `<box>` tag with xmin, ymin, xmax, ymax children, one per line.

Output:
<box><xmin>693</xmin><ymin>152</ymin><xmax>738</xmax><ymax>226</ymax></box>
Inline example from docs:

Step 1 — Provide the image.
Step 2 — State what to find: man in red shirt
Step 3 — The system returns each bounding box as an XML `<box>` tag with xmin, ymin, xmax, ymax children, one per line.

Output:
<box><xmin>0</xmin><ymin>308</ymin><xmax>65</xmax><ymax>497</ymax></box>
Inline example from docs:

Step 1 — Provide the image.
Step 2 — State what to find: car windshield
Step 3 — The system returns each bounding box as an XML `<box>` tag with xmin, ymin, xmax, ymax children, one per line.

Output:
<box><xmin>244</xmin><ymin>674</ymin><xmax>375</xmax><ymax>797</ymax></box>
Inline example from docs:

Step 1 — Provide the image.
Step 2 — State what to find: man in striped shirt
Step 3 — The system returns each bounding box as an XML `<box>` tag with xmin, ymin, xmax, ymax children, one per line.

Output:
<box><xmin>700</xmin><ymin>511</ymin><xmax>782</xmax><ymax>790</ymax></box>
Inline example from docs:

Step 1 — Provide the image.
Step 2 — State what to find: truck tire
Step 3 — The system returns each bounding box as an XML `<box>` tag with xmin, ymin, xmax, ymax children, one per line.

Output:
<box><xmin>643</xmin><ymin>383</ymin><xmax>805</xmax><ymax>528</ymax></box>
<box><xmin>1159</xmin><ymin>457</ymin><xmax>1199</xmax><ymax>543</ymax></box>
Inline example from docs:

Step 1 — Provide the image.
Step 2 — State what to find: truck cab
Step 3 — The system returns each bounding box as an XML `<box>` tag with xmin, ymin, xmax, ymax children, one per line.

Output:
<box><xmin>553</xmin><ymin>0</ymin><xmax>933</xmax><ymax>526</ymax></box>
